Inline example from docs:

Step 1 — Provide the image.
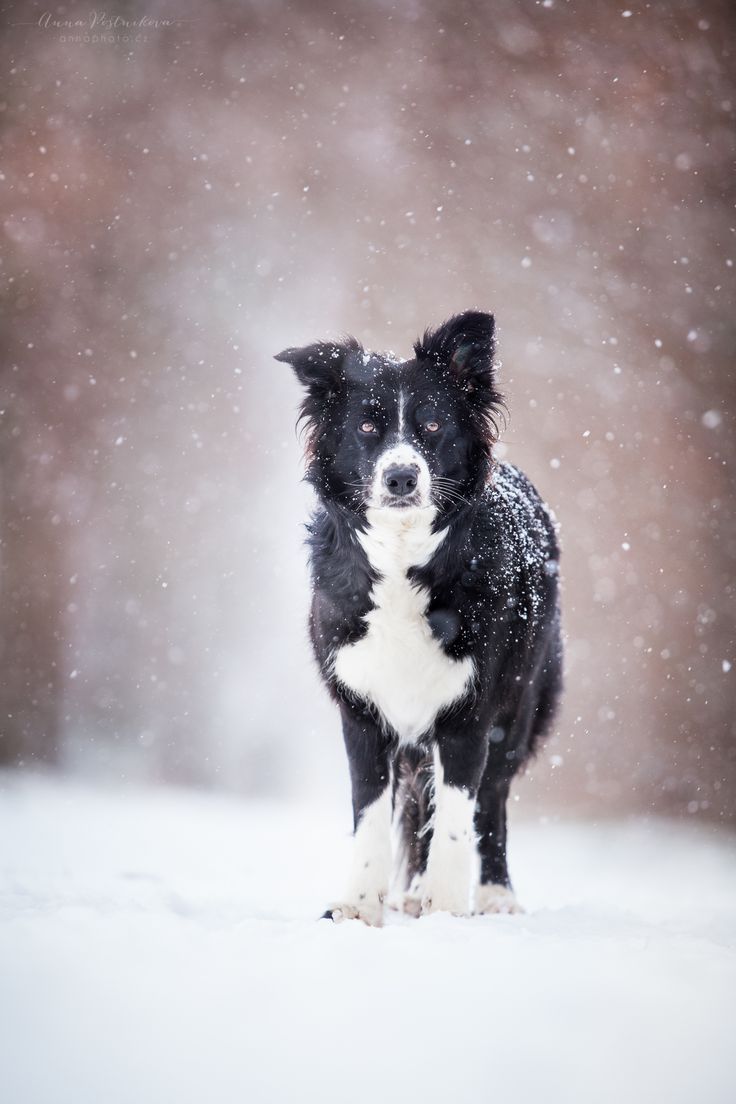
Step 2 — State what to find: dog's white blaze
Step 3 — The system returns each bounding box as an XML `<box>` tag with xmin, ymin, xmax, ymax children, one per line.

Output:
<box><xmin>344</xmin><ymin>786</ymin><xmax>392</xmax><ymax>918</ymax></box>
<box><xmin>398</xmin><ymin>387</ymin><xmax>406</xmax><ymax>435</ymax></box>
<box><xmin>422</xmin><ymin>749</ymin><xmax>476</xmax><ymax>915</ymax></box>
<box><xmin>333</xmin><ymin>504</ymin><xmax>474</xmax><ymax>744</ymax></box>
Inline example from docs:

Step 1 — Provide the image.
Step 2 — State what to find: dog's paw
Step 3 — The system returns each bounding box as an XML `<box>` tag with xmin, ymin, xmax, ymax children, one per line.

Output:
<box><xmin>402</xmin><ymin>893</ymin><xmax>423</xmax><ymax>918</ymax></box>
<box><xmin>399</xmin><ymin>873</ymin><xmax>424</xmax><ymax>918</ymax></box>
<box><xmin>321</xmin><ymin>900</ymin><xmax>384</xmax><ymax>927</ymax></box>
<box><xmin>474</xmin><ymin>883</ymin><xmax>524</xmax><ymax>915</ymax></box>
<box><xmin>420</xmin><ymin>886</ymin><xmax>471</xmax><ymax>917</ymax></box>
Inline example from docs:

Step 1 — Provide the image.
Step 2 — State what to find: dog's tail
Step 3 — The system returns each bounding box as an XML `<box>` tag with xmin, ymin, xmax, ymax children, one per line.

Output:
<box><xmin>393</xmin><ymin>746</ymin><xmax>434</xmax><ymax>889</ymax></box>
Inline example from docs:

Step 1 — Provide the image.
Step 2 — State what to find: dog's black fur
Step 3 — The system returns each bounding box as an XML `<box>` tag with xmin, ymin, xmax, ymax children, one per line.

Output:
<box><xmin>277</xmin><ymin>311</ymin><xmax>562</xmax><ymax>917</ymax></box>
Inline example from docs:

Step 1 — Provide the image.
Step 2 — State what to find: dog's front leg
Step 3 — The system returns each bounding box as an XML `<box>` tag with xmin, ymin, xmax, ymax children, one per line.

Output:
<box><xmin>422</xmin><ymin>728</ymin><xmax>488</xmax><ymax>917</ymax></box>
<box><xmin>323</xmin><ymin>701</ymin><xmax>393</xmax><ymax>927</ymax></box>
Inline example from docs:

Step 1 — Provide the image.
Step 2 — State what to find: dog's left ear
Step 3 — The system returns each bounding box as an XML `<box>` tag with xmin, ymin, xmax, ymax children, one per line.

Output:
<box><xmin>414</xmin><ymin>310</ymin><xmax>497</xmax><ymax>397</ymax></box>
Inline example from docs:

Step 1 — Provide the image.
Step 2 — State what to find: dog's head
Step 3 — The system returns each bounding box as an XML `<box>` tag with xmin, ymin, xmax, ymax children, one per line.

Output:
<box><xmin>276</xmin><ymin>311</ymin><xmax>504</xmax><ymax>516</ymax></box>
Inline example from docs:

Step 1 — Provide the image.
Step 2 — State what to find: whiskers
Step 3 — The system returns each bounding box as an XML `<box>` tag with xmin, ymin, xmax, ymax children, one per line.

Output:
<box><xmin>340</xmin><ymin>478</ymin><xmax>371</xmax><ymax>510</ymax></box>
<box><xmin>340</xmin><ymin>476</ymin><xmax>470</xmax><ymax>513</ymax></box>
<box><xmin>432</xmin><ymin>477</ymin><xmax>472</xmax><ymax>510</ymax></box>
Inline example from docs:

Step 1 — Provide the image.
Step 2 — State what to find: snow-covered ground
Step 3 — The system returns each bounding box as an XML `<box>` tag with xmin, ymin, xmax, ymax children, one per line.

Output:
<box><xmin>1</xmin><ymin>774</ymin><xmax>734</xmax><ymax>1104</ymax></box>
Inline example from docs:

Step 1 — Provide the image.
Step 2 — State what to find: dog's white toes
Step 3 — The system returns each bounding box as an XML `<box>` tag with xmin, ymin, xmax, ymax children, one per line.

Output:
<box><xmin>400</xmin><ymin>873</ymin><xmax>425</xmax><ymax>917</ymax></box>
<box><xmin>402</xmin><ymin>894</ymin><xmax>423</xmax><ymax>918</ymax></box>
<box><xmin>322</xmin><ymin>900</ymin><xmax>384</xmax><ymax>927</ymax></box>
<box><xmin>420</xmin><ymin>891</ymin><xmax>471</xmax><ymax>917</ymax></box>
<box><xmin>474</xmin><ymin>884</ymin><xmax>524</xmax><ymax>915</ymax></box>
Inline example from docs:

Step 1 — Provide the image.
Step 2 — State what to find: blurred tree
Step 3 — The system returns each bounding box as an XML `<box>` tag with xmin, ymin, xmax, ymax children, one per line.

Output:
<box><xmin>0</xmin><ymin>0</ymin><xmax>733</xmax><ymax>818</ymax></box>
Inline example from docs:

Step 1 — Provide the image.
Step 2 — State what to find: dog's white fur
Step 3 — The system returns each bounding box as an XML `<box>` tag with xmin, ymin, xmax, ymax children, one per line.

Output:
<box><xmin>327</xmin><ymin>786</ymin><xmax>392</xmax><ymax>927</ymax></box>
<box><xmin>333</xmin><ymin>493</ymin><xmax>474</xmax><ymax>745</ymax></box>
<box><xmin>421</xmin><ymin>748</ymin><xmax>477</xmax><ymax>915</ymax></box>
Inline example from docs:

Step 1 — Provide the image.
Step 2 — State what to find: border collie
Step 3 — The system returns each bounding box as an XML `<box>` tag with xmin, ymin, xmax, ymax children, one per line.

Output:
<box><xmin>277</xmin><ymin>311</ymin><xmax>562</xmax><ymax>925</ymax></box>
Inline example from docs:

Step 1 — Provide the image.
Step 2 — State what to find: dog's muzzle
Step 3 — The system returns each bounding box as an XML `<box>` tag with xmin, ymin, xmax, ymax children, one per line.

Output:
<box><xmin>369</xmin><ymin>445</ymin><xmax>431</xmax><ymax>509</ymax></box>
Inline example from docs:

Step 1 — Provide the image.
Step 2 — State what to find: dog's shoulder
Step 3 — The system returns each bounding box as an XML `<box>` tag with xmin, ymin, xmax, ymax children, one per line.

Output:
<box><xmin>478</xmin><ymin>461</ymin><xmax>561</xmax><ymax>625</ymax></box>
<box><xmin>307</xmin><ymin>505</ymin><xmax>357</xmax><ymax>560</ymax></box>
<box><xmin>420</xmin><ymin>461</ymin><xmax>559</xmax><ymax>626</ymax></box>
<box><xmin>306</xmin><ymin>506</ymin><xmax>376</xmax><ymax>659</ymax></box>
<box><xmin>483</xmin><ymin>461</ymin><xmax>559</xmax><ymax>559</ymax></box>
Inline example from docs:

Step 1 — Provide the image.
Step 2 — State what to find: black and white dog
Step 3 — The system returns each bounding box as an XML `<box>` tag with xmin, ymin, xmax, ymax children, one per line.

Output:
<box><xmin>277</xmin><ymin>311</ymin><xmax>562</xmax><ymax>925</ymax></box>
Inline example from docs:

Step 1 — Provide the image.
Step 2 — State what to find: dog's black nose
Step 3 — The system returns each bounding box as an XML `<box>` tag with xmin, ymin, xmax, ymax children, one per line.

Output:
<box><xmin>383</xmin><ymin>465</ymin><xmax>418</xmax><ymax>497</ymax></box>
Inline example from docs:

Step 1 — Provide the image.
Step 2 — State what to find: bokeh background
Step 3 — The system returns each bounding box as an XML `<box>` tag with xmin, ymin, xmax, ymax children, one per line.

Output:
<box><xmin>1</xmin><ymin>0</ymin><xmax>734</xmax><ymax>821</ymax></box>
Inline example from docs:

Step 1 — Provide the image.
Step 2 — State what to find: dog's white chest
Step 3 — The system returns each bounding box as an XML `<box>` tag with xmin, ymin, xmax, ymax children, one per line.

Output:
<box><xmin>333</xmin><ymin>508</ymin><xmax>474</xmax><ymax>743</ymax></box>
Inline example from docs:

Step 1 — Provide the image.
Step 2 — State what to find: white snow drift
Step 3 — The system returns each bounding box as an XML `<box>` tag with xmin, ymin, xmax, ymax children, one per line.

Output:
<box><xmin>1</xmin><ymin>774</ymin><xmax>734</xmax><ymax>1104</ymax></box>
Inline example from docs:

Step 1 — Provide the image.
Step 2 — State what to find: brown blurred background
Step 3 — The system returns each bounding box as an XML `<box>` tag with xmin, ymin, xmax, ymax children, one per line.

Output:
<box><xmin>1</xmin><ymin>0</ymin><xmax>734</xmax><ymax>821</ymax></box>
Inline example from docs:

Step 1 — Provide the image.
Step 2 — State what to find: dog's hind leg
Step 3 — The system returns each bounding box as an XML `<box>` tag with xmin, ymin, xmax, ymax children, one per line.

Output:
<box><xmin>322</xmin><ymin>701</ymin><xmax>393</xmax><ymax>927</ymax></box>
<box><xmin>473</xmin><ymin>771</ymin><xmax>523</xmax><ymax>915</ymax></box>
<box><xmin>392</xmin><ymin>747</ymin><xmax>433</xmax><ymax>917</ymax></box>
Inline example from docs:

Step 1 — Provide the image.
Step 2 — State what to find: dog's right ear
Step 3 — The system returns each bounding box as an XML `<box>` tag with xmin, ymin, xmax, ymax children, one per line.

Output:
<box><xmin>275</xmin><ymin>340</ymin><xmax>357</xmax><ymax>399</ymax></box>
<box><xmin>276</xmin><ymin>339</ymin><xmax>362</xmax><ymax>464</ymax></box>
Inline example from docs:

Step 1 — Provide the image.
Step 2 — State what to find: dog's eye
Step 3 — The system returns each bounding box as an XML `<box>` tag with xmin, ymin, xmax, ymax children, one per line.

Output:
<box><xmin>425</xmin><ymin>420</ymin><xmax>441</xmax><ymax>433</ymax></box>
<box><xmin>359</xmin><ymin>420</ymin><xmax>377</xmax><ymax>434</ymax></box>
